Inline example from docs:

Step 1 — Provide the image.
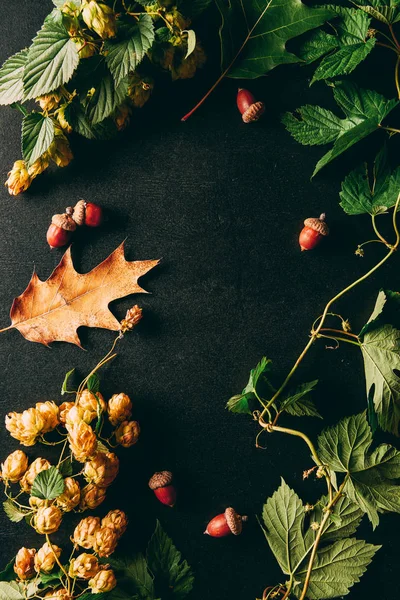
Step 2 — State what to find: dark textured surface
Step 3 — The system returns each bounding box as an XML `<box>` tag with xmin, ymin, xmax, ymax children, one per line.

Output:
<box><xmin>0</xmin><ymin>2</ymin><xmax>400</xmax><ymax>599</ymax></box>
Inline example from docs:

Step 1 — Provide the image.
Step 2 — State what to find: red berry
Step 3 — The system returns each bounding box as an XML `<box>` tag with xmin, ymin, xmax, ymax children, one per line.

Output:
<box><xmin>299</xmin><ymin>213</ymin><xmax>329</xmax><ymax>251</ymax></box>
<box><xmin>236</xmin><ymin>88</ymin><xmax>265</xmax><ymax>123</ymax></box>
<box><xmin>84</xmin><ymin>202</ymin><xmax>103</xmax><ymax>227</ymax></box>
<box><xmin>154</xmin><ymin>485</ymin><xmax>177</xmax><ymax>508</ymax></box>
<box><xmin>46</xmin><ymin>223</ymin><xmax>73</xmax><ymax>249</ymax></box>
<box><xmin>204</xmin><ymin>507</ymin><xmax>247</xmax><ymax>537</ymax></box>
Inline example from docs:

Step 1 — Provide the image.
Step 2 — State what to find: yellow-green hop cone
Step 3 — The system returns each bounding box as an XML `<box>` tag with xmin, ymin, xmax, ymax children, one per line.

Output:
<box><xmin>82</xmin><ymin>0</ymin><xmax>116</xmax><ymax>38</ymax></box>
<box><xmin>89</xmin><ymin>569</ymin><xmax>117</xmax><ymax>593</ymax></box>
<box><xmin>14</xmin><ymin>548</ymin><xmax>36</xmax><ymax>581</ymax></box>
<box><xmin>34</xmin><ymin>542</ymin><xmax>61</xmax><ymax>574</ymax></box>
<box><xmin>48</xmin><ymin>128</ymin><xmax>74</xmax><ymax>168</ymax></box>
<box><xmin>69</xmin><ymin>553</ymin><xmax>99</xmax><ymax>579</ymax></box>
<box><xmin>73</xmin><ymin>516</ymin><xmax>101</xmax><ymax>549</ymax></box>
<box><xmin>1</xmin><ymin>450</ymin><xmax>28</xmax><ymax>483</ymax></box>
<box><xmin>57</xmin><ymin>106</ymin><xmax>73</xmax><ymax>134</ymax></box>
<box><xmin>128</xmin><ymin>76</ymin><xmax>154</xmax><ymax>108</ymax></box>
<box><xmin>61</xmin><ymin>0</ymin><xmax>81</xmax><ymax>17</ymax></box>
<box><xmin>165</xmin><ymin>8</ymin><xmax>191</xmax><ymax>30</ymax></box>
<box><xmin>83</xmin><ymin>451</ymin><xmax>119</xmax><ymax>487</ymax></box>
<box><xmin>5</xmin><ymin>160</ymin><xmax>32</xmax><ymax>196</ymax></box>
<box><xmin>28</xmin><ymin>155</ymin><xmax>50</xmax><ymax>179</ymax></box>
<box><xmin>92</xmin><ymin>526</ymin><xmax>118</xmax><ymax>557</ymax></box>
<box><xmin>34</xmin><ymin>505</ymin><xmax>63</xmax><ymax>535</ymax></box>
<box><xmin>36</xmin><ymin>92</ymin><xmax>62</xmax><ymax>112</ymax></box>
<box><xmin>56</xmin><ymin>477</ymin><xmax>81</xmax><ymax>512</ymax></box>
<box><xmin>73</xmin><ymin>36</ymin><xmax>96</xmax><ymax>58</ymax></box>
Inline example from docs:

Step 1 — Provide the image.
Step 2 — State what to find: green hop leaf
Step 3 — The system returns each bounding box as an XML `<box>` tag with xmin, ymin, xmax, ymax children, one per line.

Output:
<box><xmin>31</xmin><ymin>466</ymin><xmax>65</xmax><ymax>501</ymax></box>
<box><xmin>279</xmin><ymin>380</ymin><xmax>321</xmax><ymax>418</ymax></box>
<box><xmin>3</xmin><ymin>500</ymin><xmax>29</xmax><ymax>523</ymax></box>
<box><xmin>0</xmin><ymin>49</ymin><xmax>28</xmax><ymax>105</ymax></box>
<box><xmin>0</xmin><ymin>582</ymin><xmax>24</xmax><ymax>600</ymax></box>
<box><xmin>107</xmin><ymin>553</ymin><xmax>155</xmax><ymax>599</ymax></box>
<box><xmin>356</xmin><ymin>0</ymin><xmax>400</xmax><ymax>25</ymax></box>
<box><xmin>22</xmin><ymin>113</ymin><xmax>55</xmax><ymax>167</ymax></box>
<box><xmin>227</xmin><ymin>356</ymin><xmax>273</xmax><ymax>414</ymax></box>
<box><xmin>305</xmin><ymin>495</ymin><xmax>364</xmax><ymax>544</ymax></box>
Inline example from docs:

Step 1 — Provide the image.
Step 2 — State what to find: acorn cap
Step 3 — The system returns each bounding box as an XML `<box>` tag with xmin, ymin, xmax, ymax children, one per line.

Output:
<box><xmin>304</xmin><ymin>213</ymin><xmax>329</xmax><ymax>236</ymax></box>
<box><xmin>51</xmin><ymin>213</ymin><xmax>77</xmax><ymax>231</ymax></box>
<box><xmin>225</xmin><ymin>507</ymin><xmax>247</xmax><ymax>535</ymax></box>
<box><xmin>72</xmin><ymin>199</ymin><xmax>86</xmax><ymax>226</ymax></box>
<box><xmin>148</xmin><ymin>470</ymin><xmax>173</xmax><ymax>490</ymax></box>
<box><xmin>242</xmin><ymin>101</ymin><xmax>265</xmax><ymax>124</ymax></box>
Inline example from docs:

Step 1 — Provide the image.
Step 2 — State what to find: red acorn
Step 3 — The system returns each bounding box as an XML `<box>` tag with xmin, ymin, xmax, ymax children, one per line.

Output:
<box><xmin>46</xmin><ymin>213</ymin><xmax>76</xmax><ymax>249</ymax></box>
<box><xmin>204</xmin><ymin>507</ymin><xmax>247</xmax><ymax>537</ymax></box>
<box><xmin>299</xmin><ymin>213</ymin><xmax>329</xmax><ymax>251</ymax></box>
<box><xmin>236</xmin><ymin>88</ymin><xmax>265</xmax><ymax>123</ymax></box>
<box><xmin>85</xmin><ymin>202</ymin><xmax>103</xmax><ymax>227</ymax></box>
<box><xmin>149</xmin><ymin>471</ymin><xmax>176</xmax><ymax>507</ymax></box>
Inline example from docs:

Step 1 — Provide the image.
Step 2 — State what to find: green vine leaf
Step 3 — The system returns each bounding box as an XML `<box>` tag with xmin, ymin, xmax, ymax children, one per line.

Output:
<box><xmin>64</xmin><ymin>100</ymin><xmax>118</xmax><ymax>140</ymax></box>
<box><xmin>0</xmin><ymin>558</ymin><xmax>16</xmax><ymax>582</ymax></box>
<box><xmin>283</xmin><ymin>81</ymin><xmax>398</xmax><ymax>177</ymax></box>
<box><xmin>3</xmin><ymin>500</ymin><xmax>28</xmax><ymax>523</ymax></box>
<box><xmin>31</xmin><ymin>466</ymin><xmax>65</xmax><ymax>500</ymax></box>
<box><xmin>292</xmin><ymin>538</ymin><xmax>380</xmax><ymax>599</ymax></box>
<box><xmin>107</xmin><ymin>553</ymin><xmax>155</xmax><ymax>599</ymax></box>
<box><xmin>105</xmin><ymin>14</ymin><xmax>155</xmax><ymax>87</ymax></box>
<box><xmin>305</xmin><ymin>495</ymin><xmax>364</xmax><ymax>545</ymax></box>
<box><xmin>22</xmin><ymin>113</ymin><xmax>55</xmax><ymax>167</ymax></box>
<box><xmin>39</xmin><ymin>570</ymin><xmax>64</xmax><ymax>587</ymax></box>
<box><xmin>359</xmin><ymin>290</ymin><xmax>400</xmax><ymax>435</ymax></box>
<box><xmin>87</xmin><ymin>372</ymin><xmax>100</xmax><ymax>394</ymax></box>
<box><xmin>214</xmin><ymin>0</ymin><xmax>334</xmax><ymax>78</ymax></box>
<box><xmin>340</xmin><ymin>145</ymin><xmax>400</xmax><ymax>215</ymax></box>
<box><xmin>279</xmin><ymin>380</ymin><xmax>321</xmax><ymax>418</ymax></box>
<box><xmin>61</xmin><ymin>368</ymin><xmax>75</xmax><ymax>395</ymax></box>
<box><xmin>178</xmin><ymin>0</ymin><xmax>212</xmax><ymax>18</ymax></box>
<box><xmin>87</xmin><ymin>67</ymin><xmax>128</xmax><ymax>125</ymax></box>
<box><xmin>0</xmin><ymin>582</ymin><xmax>24</xmax><ymax>600</ymax></box>
<box><xmin>0</xmin><ymin>49</ymin><xmax>28</xmax><ymax>106</ymax></box>
<box><xmin>317</xmin><ymin>412</ymin><xmax>400</xmax><ymax>528</ymax></box>
<box><xmin>59</xmin><ymin>457</ymin><xmax>73</xmax><ymax>477</ymax></box>
<box><xmin>227</xmin><ymin>356</ymin><xmax>273</xmax><ymax>414</ymax></box>
<box><xmin>23</xmin><ymin>10</ymin><xmax>80</xmax><ymax>100</ymax></box>
<box><xmin>356</xmin><ymin>0</ymin><xmax>400</xmax><ymax>25</ymax></box>
<box><xmin>146</xmin><ymin>520</ymin><xmax>194</xmax><ymax>599</ymax></box>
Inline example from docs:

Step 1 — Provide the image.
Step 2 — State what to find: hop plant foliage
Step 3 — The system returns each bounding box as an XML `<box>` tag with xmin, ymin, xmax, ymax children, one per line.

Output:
<box><xmin>1</xmin><ymin>0</ymin><xmax>209</xmax><ymax>195</ymax></box>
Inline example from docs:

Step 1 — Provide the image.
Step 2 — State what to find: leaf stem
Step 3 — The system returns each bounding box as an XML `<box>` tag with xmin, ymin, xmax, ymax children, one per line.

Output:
<box><xmin>395</xmin><ymin>55</ymin><xmax>400</xmax><ymax>99</ymax></box>
<box><xmin>316</xmin><ymin>333</ymin><xmax>361</xmax><ymax>347</ymax></box>
<box><xmin>180</xmin><ymin>0</ymin><xmax>273</xmax><ymax>121</ymax></box>
<box><xmin>46</xmin><ymin>534</ymin><xmax>71</xmax><ymax>594</ymax></box>
<box><xmin>372</xmin><ymin>214</ymin><xmax>390</xmax><ymax>246</ymax></box>
<box><xmin>318</xmin><ymin>328</ymin><xmax>358</xmax><ymax>339</ymax></box>
<box><xmin>389</xmin><ymin>23</ymin><xmax>400</xmax><ymax>49</ymax></box>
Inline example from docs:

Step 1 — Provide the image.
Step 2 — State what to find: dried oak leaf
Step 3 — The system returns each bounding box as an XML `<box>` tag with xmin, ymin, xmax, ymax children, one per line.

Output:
<box><xmin>1</xmin><ymin>242</ymin><xmax>159</xmax><ymax>347</ymax></box>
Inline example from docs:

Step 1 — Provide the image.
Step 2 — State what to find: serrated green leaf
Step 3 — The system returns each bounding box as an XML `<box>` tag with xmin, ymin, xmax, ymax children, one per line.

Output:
<box><xmin>61</xmin><ymin>368</ymin><xmax>75</xmax><ymax>395</ymax></box>
<box><xmin>155</xmin><ymin>27</ymin><xmax>172</xmax><ymax>43</ymax></box>
<box><xmin>305</xmin><ymin>495</ymin><xmax>363</xmax><ymax>544</ymax></box>
<box><xmin>0</xmin><ymin>49</ymin><xmax>28</xmax><ymax>105</ymax></box>
<box><xmin>332</xmin><ymin>6</ymin><xmax>372</xmax><ymax>44</ymax></box>
<box><xmin>262</xmin><ymin>479</ymin><xmax>307</xmax><ymax>575</ymax></box>
<box><xmin>292</xmin><ymin>537</ymin><xmax>380</xmax><ymax>599</ymax></box>
<box><xmin>64</xmin><ymin>100</ymin><xmax>118</xmax><ymax>140</ymax></box>
<box><xmin>298</xmin><ymin>30</ymin><xmax>339</xmax><ymax>64</ymax></box>
<box><xmin>0</xmin><ymin>558</ymin><xmax>16</xmax><ymax>582</ymax></box>
<box><xmin>356</xmin><ymin>0</ymin><xmax>400</xmax><ymax>25</ymax></box>
<box><xmin>340</xmin><ymin>146</ymin><xmax>400</xmax><ymax>216</ymax></box>
<box><xmin>39</xmin><ymin>570</ymin><xmax>63</xmax><ymax>587</ymax></box>
<box><xmin>280</xmin><ymin>380</ymin><xmax>321</xmax><ymax>418</ymax></box>
<box><xmin>227</xmin><ymin>356</ymin><xmax>273</xmax><ymax>414</ymax></box>
<box><xmin>88</xmin><ymin>69</ymin><xmax>128</xmax><ymax>125</ymax></box>
<box><xmin>105</xmin><ymin>14</ymin><xmax>154</xmax><ymax>87</ymax></box>
<box><xmin>108</xmin><ymin>553</ymin><xmax>154</xmax><ymax>600</ymax></box>
<box><xmin>23</xmin><ymin>10</ymin><xmax>79</xmax><ymax>100</ymax></box>
<box><xmin>283</xmin><ymin>81</ymin><xmax>398</xmax><ymax>176</ymax></box>
<box><xmin>3</xmin><ymin>499</ymin><xmax>29</xmax><ymax>523</ymax></box>
<box><xmin>215</xmin><ymin>0</ymin><xmax>334</xmax><ymax>78</ymax></box>
<box><xmin>59</xmin><ymin>457</ymin><xmax>73</xmax><ymax>477</ymax></box>
<box><xmin>0</xmin><ymin>582</ymin><xmax>24</xmax><ymax>600</ymax></box>
<box><xmin>87</xmin><ymin>372</ymin><xmax>100</xmax><ymax>394</ymax></box>
<box><xmin>31</xmin><ymin>466</ymin><xmax>65</xmax><ymax>501</ymax></box>
<box><xmin>22</xmin><ymin>113</ymin><xmax>55</xmax><ymax>167</ymax></box>
<box><xmin>311</xmin><ymin>38</ymin><xmax>375</xmax><ymax>83</ymax></box>
<box><xmin>317</xmin><ymin>412</ymin><xmax>400</xmax><ymax>527</ymax></box>
<box><xmin>147</xmin><ymin>520</ymin><xmax>194</xmax><ymax>599</ymax></box>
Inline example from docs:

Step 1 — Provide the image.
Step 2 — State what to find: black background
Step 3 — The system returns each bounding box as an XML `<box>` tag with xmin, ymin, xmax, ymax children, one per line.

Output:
<box><xmin>0</xmin><ymin>2</ymin><xmax>400</xmax><ymax>599</ymax></box>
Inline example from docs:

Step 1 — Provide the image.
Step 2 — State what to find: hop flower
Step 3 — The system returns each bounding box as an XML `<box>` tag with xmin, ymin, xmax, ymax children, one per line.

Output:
<box><xmin>37</xmin><ymin>92</ymin><xmax>62</xmax><ymax>111</ymax></box>
<box><xmin>28</xmin><ymin>155</ymin><xmax>50</xmax><ymax>179</ymax></box>
<box><xmin>72</xmin><ymin>36</ymin><xmax>96</xmax><ymax>58</ymax></box>
<box><xmin>59</xmin><ymin>402</ymin><xmax>76</xmax><ymax>425</ymax></box>
<box><xmin>56</xmin><ymin>477</ymin><xmax>80</xmax><ymax>512</ymax></box>
<box><xmin>72</xmin><ymin>516</ymin><xmax>101</xmax><ymax>549</ymax></box>
<box><xmin>107</xmin><ymin>393</ymin><xmax>132</xmax><ymax>426</ymax></box>
<box><xmin>64</xmin><ymin>405</ymin><xmax>84</xmax><ymax>427</ymax></box>
<box><xmin>79</xmin><ymin>483</ymin><xmax>106</xmax><ymax>510</ymax></box>
<box><xmin>89</xmin><ymin>568</ymin><xmax>117</xmax><ymax>593</ymax></box>
<box><xmin>57</xmin><ymin>106</ymin><xmax>73</xmax><ymax>134</ymax></box>
<box><xmin>120</xmin><ymin>305</ymin><xmax>143</xmax><ymax>333</ymax></box>
<box><xmin>69</xmin><ymin>553</ymin><xmax>99</xmax><ymax>579</ymax></box>
<box><xmin>35</xmin><ymin>401</ymin><xmax>60</xmax><ymax>433</ymax></box>
<box><xmin>20</xmin><ymin>457</ymin><xmax>51</xmax><ymax>493</ymax></box>
<box><xmin>49</xmin><ymin>128</ymin><xmax>74</xmax><ymax>168</ymax></box>
<box><xmin>165</xmin><ymin>8</ymin><xmax>191</xmax><ymax>29</ymax></box>
<box><xmin>45</xmin><ymin>589</ymin><xmax>72</xmax><ymax>600</ymax></box>
<box><xmin>93</xmin><ymin>526</ymin><xmax>118</xmax><ymax>558</ymax></box>
<box><xmin>5</xmin><ymin>160</ymin><xmax>31</xmax><ymax>195</ymax></box>
<box><xmin>29</xmin><ymin>495</ymin><xmax>46</xmax><ymax>509</ymax></box>
<box><xmin>1</xmin><ymin>450</ymin><xmax>28</xmax><ymax>482</ymax></box>
<box><xmin>14</xmin><ymin>547</ymin><xmax>36</xmax><ymax>580</ymax></box>
<box><xmin>34</xmin><ymin>505</ymin><xmax>62</xmax><ymax>535</ymax></box>
<box><xmin>66</xmin><ymin>420</ymin><xmax>97</xmax><ymax>462</ymax></box>
<box><xmin>6</xmin><ymin>407</ymin><xmax>45</xmax><ymax>446</ymax></box>
<box><xmin>82</xmin><ymin>1</ymin><xmax>116</xmax><ymax>38</ymax></box>
<box><xmin>77</xmin><ymin>389</ymin><xmax>106</xmax><ymax>423</ymax></box>
<box><xmin>115</xmin><ymin>420</ymin><xmax>140</xmax><ymax>448</ymax></box>
<box><xmin>83</xmin><ymin>452</ymin><xmax>119</xmax><ymax>487</ymax></box>
<box><xmin>171</xmin><ymin>44</ymin><xmax>206</xmax><ymax>80</ymax></box>
<box><xmin>101</xmin><ymin>509</ymin><xmax>128</xmax><ymax>538</ymax></box>
<box><xmin>34</xmin><ymin>542</ymin><xmax>62</xmax><ymax>573</ymax></box>
<box><xmin>127</xmin><ymin>76</ymin><xmax>154</xmax><ymax>109</ymax></box>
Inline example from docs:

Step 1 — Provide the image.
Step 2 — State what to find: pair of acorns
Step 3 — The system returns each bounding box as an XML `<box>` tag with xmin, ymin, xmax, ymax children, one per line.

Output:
<box><xmin>149</xmin><ymin>470</ymin><xmax>247</xmax><ymax>538</ymax></box>
<box><xmin>47</xmin><ymin>200</ymin><xmax>103</xmax><ymax>248</ymax></box>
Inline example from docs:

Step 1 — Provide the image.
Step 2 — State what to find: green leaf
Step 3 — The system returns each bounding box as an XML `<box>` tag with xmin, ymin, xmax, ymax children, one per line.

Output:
<box><xmin>359</xmin><ymin>290</ymin><xmax>400</xmax><ymax>435</ymax></box>
<box><xmin>53</xmin><ymin>0</ymin><xmax>81</xmax><ymax>6</ymax></box>
<box><xmin>283</xmin><ymin>81</ymin><xmax>398</xmax><ymax>176</ymax></box>
<box><xmin>87</xmin><ymin>373</ymin><xmax>100</xmax><ymax>394</ymax></box>
<box><xmin>215</xmin><ymin>0</ymin><xmax>334</xmax><ymax>78</ymax></box>
<box><xmin>0</xmin><ymin>558</ymin><xmax>16</xmax><ymax>582</ymax></box>
<box><xmin>105</xmin><ymin>14</ymin><xmax>155</xmax><ymax>87</ymax></box>
<box><xmin>279</xmin><ymin>380</ymin><xmax>321</xmax><ymax>418</ymax></box>
<box><xmin>261</xmin><ymin>479</ymin><xmax>307</xmax><ymax>575</ymax></box>
<box><xmin>31</xmin><ymin>466</ymin><xmax>65</xmax><ymax>501</ymax></box>
<box><xmin>292</xmin><ymin>538</ymin><xmax>379</xmax><ymax>599</ymax></box>
<box><xmin>147</xmin><ymin>520</ymin><xmax>194</xmax><ymax>599</ymax></box>
<box><xmin>311</xmin><ymin>38</ymin><xmax>375</xmax><ymax>83</ymax></box>
<box><xmin>39</xmin><ymin>570</ymin><xmax>63</xmax><ymax>587</ymax></box>
<box><xmin>227</xmin><ymin>356</ymin><xmax>273</xmax><ymax>414</ymax></box>
<box><xmin>0</xmin><ymin>582</ymin><xmax>24</xmax><ymax>600</ymax></box>
<box><xmin>305</xmin><ymin>495</ymin><xmax>364</xmax><ymax>544</ymax></box>
<box><xmin>61</xmin><ymin>368</ymin><xmax>75</xmax><ymax>395</ymax></box>
<box><xmin>340</xmin><ymin>146</ymin><xmax>400</xmax><ymax>216</ymax></box>
<box><xmin>0</xmin><ymin>49</ymin><xmax>28</xmax><ymax>105</ymax></box>
<box><xmin>23</xmin><ymin>10</ymin><xmax>79</xmax><ymax>100</ymax></box>
<box><xmin>87</xmin><ymin>69</ymin><xmax>128</xmax><ymax>125</ymax></box>
<box><xmin>317</xmin><ymin>412</ymin><xmax>400</xmax><ymax>527</ymax></box>
<box><xmin>107</xmin><ymin>553</ymin><xmax>154</xmax><ymax>600</ymax></box>
<box><xmin>298</xmin><ymin>30</ymin><xmax>339</xmax><ymax>64</ymax></box>
<box><xmin>59</xmin><ymin>457</ymin><xmax>73</xmax><ymax>477</ymax></box>
<box><xmin>183</xmin><ymin>30</ymin><xmax>196</xmax><ymax>59</ymax></box>
<box><xmin>64</xmin><ymin>100</ymin><xmax>118</xmax><ymax>140</ymax></box>
<box><xmin>178</xmin><ymin>0</ymin><xmax>212</xmax><ymax>18</ymax></box>
<box><xmin>3</xmin><ymin>500</ymin><xmax>29</xmax><ymax>523</ymax></box>
<box><xmin>22</xmin><ymin>113</ymin><xmax>55</xmax><ymax>167</ymax></box>
<box><xmin>356</xmin><ymin>0</ymin><xmax>400</xmax><ymax>25</ymax></box>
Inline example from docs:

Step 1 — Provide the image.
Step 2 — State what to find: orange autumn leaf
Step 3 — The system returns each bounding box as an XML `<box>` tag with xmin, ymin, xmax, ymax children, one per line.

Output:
<box><xmin>0</xmin><ymin>243</ymin><xmax>159</xmax><ymax>347</ymax></box>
